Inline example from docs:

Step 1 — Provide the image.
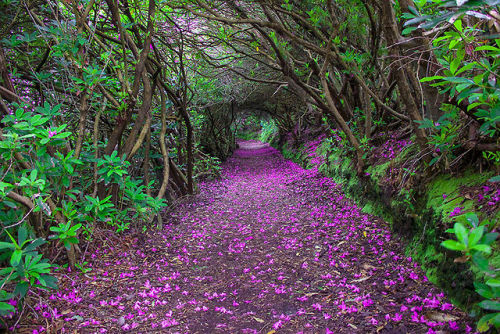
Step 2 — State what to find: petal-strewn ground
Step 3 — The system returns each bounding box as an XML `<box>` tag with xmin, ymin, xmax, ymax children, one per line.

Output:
<box><xmin>22</xmin><ymin>141</ymin><xmax>470</xmax><ymax>333</ymax></box>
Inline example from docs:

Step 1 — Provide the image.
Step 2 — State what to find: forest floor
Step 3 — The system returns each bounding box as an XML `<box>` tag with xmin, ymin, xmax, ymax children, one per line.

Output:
<box><xmin>22</xmin><ymin>141</ymin><xmax>472</xmax><ymax>333</ymax></box>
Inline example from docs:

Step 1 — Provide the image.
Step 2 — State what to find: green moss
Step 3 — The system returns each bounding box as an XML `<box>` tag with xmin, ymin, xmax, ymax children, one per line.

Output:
<box><xmin>362</xmin><ymin>203</ymin><xmax>375</xmax><ymax>215</ymax></box>
<box><xmin>316</xmin><ymin>141</ymin><xmax>331</xmax><ymax>156</ymax></box>
<box><xmin>318</xmin><ymin>162</ymin><xmax>329</xmax><ymax>175</ymax></box>
<box><xmin>328</xmin><ymin>150</ymin><xmax>342</xmax><ymax>165</ymax></box>
<box><xmin>427</xmin><ymin>171</ymin><xmax>494</xmax><ymax>223</ymax></box>
<box><xmin>393</xmin><ymin>142</ymin><xmax>418</xmax><ymax>165</ymax></box>
<box><xmin>366</xmin><ymin>160</ymin><xmax>391</xmax><ymax>183</ymax></box>
<box><xmin>425</xmin><ymin>267</ymin><xmax>439</xmax><ymax>285</ymax></box>
<box><xmin>280</xmin><ymin>143</ymin><xmax>304</xmax><ymax>164</ymax></box>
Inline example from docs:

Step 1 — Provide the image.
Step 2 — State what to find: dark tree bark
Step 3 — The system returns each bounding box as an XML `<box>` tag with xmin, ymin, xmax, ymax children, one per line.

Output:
<box><xmin>379</xmin><ymin>0</ymin><xmax>428</xmax><ymax>152</ymax></box>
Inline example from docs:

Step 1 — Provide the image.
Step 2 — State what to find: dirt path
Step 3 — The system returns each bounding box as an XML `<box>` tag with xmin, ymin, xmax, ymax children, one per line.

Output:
<box><xmin>23</xmin><ymin>141</ymin><xmax>469</xmax><ymax>333</ymax></box>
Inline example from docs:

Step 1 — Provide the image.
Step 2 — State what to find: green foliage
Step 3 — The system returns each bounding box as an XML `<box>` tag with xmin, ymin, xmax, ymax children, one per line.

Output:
<box><xmin>121</xmin><ymin>178</ymin><xmax>166</xmax><ymax>223</ymax></box>
<box><xmin>0</xmin><ymin>226</ymin><xmax>56</xmax><ymax>316</ymax></box>
<box><xmin>0</xmin><ymin>103</ymin><xmax>78</xmax><ymax>300</ymax></box>
<box><xmin>442</xmin><ymin>212</ymin><xmax>499</xmax><ymax>332</ymax></box>
<box><xmin>84</xmin><ymin>195</ymin><xmax>116</xmax><ymax>223</ymax></box>
<box><xmin>417</xmin><ymin>110</ymin><xmax>461</xmax><ymax>167</ymax></box>
<box><xmin>97</xmin><ymin>151</ymin><xmax>130</xmax><ymax>185</ymax></box>
<box><xmin>403</xmin><ymin>0</ymin><xmax>500</xmax><ymax>32</ymax></box>
<box><xmin>0</xmin><ymin>99</ymin><xmax>165</xmax><ymax>320</ymax></box>
<box><xmin>194</xmin><ymin>154</ymin><xmax>222</xmax><ymax>180</ymax></box>
<box><xmin>405</xmin><ymin>2</ymin><xmax>500</xmax><ymax>140</ymax></box>
<box><xmin>482</xmin><ymin>151</ymin><xmax>500</xmax><ymax>165</ymax></box>
<box><xmin>236</xmin><ymin>116</ymin><xmax>261</xmax><ymax>140</ymax></box>
<box><xmin>259</xmin><ymin>119</ymin><xmax>278</xmax><ymax>143</ymax></box>
<box><xmin>75</xmin><ymin>261</ymin><xmax>92</xmax><ymax>274</ymax></box>
<box><xmin>0</xmin><ymin>103</ymin><xmax>77</xmax><ymax>207</ymax></box>
<box><xmin>49</xmin><ymin>222</ymin><xmax>81</xmax><ymax>250</ymax></box>
<box><xmin>422</xmin><ymin>34</ymin><xmax>500</xmax><ymax>138</ymax></box>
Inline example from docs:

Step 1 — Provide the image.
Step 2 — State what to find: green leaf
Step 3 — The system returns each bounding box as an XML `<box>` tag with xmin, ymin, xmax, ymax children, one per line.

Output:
<box><xmin>478</xmin><ymin>300</ymin><xmax>500</xmax><ymax>311</ymax></box>
<box><xmin>14</xmin><ymin>281</ymin><xmax>29</xmax><ymax>297</ymax></box>
<box><xmin>491</xmin><ymin>312</ymin><xmax>500</xmax><ymax>327</ymax></box>
<box><xmin>471</xmin><ymin>244</ymin><xmax>492</xmax><ymax>254</ymax></box>
<box><xmin>450</xmin><ymin>57</ymin><xmax>461</xmax><ymax>75</ymax></box>
<box><xmin>402</xmin><ymin>27</ymin><xmax>417</xmax><ymax>36</ymax></box>
<box><xmin>0</xmin><ymin>302</ymin><xmax>15</xmax><ymax>316</ymax></box>
<box><xmin>18</xmin><ymin>226</ymin><xmax>27</xmax><ymax>246</ymax></box>
<box><xmin>420</xmin><ymin>76</ymin><xmax>443</xmax><ymax>82</ymax></box>
<box><xmin>455</xmin><ymin>62</ymin><xmax>476</xmax><ymax>75</ymax></box>
<box><xmin>455</xmin><ymin>82</ymin><xmax>472</xmax><ymax>92</ymax></box>
<box><xmin>441</xmin><ymin>240</ymin><xmax>466</xmax><ymax>251</ymax></box>
<box><xmin>468</xmin><ymin>226</ymin><xmax>484</xmax><ymax>247</ymax></box>
<box><xmin>472</xmin><ymin>252</ymin><xmax>492</xmax><ymax>272</ymax></box>
<box><xmin>486</xmin><ymin>279</ymin><xmax>500</xmax><ymax>288</ymax></box>
<box><xmin>475</xmin><ymin>45</ymin><xmax>500</xmax><ymax>52</ymax></box>
<box><xmin>464</xmin><ymin>212</ymin><xmax>479</xmax><ymax>228</ymax></box>
<box><xmin>477</xmin><ymin>313</ymin><xmax>499</xmax><ymax>332</ymax></box>
<box><xmin>37</xmin><ymin>275</ymin><xmax>46</xmax><ymax>286</ymax></box>
<box><xmin>49</xmin><ymin>226</ymin><xmax>61</xmax><ymax>233</ymax></box>
<box><xmin>67</xmin><ymin>237</ymin><xmax>79</xmax><ymax>244</ymax></box>
<box><xmin>0</xmin><ymin>242</ymin><xmax>15</xmax><ymax>250</ymax></box>
<box><xmin>443</xmin><ymin>76</ymin><xmax>473</xmax><ymax>84</ymax></box>
<box><xmin>30</xmin><ymin>169</ymin><xmax>38</xmax><ymax>182</ymax></box>
<box><xmin>474</xmin><ymin>282</ymin><xmax>494</xmax><ymax>299</ymax></box>
<box><xmin>482</xmin><ymin>232</ymin><xmax>499</xmax><ymax>245</ymax></box>
<box><xmin>24</xmin><ymin>238</ymin><xmax>46</xmax><ymax>252</ymax></box>
<box><xmin>429</xmin><ymin>157</ymin><xmax>439</xmax><ymax>166</ymax></box>
<box><xmin>454</xmin><ymin>222</ymin><xmax>468</xmax><ymax>245</ymax></box>
<box><xmin>66</xmin><ymin>164</ymin><xmax>74</xmax><ymax>174</ymax></box>
<box><xmin>39</xmin><ymin>274</ymin><xmax>58</xmax><ymax>289</ymax></box>
<box><xmin>473</xmin><ymin>73</ymin><xmax>485</xmax><ymax>85</ymax></box>
<box><xmin>53</xmin><ymin>132</ymin><xmax>72</xmax><ymax>139</ymax></box>
<box><xmin>10</xmin><ymin>249</ymin><xmax>22</xmax><ymax>266</ymax></box>
<box><xmin>61</xmin><ymin>176</ymin><xmax>70</xmax><ymax>188</ymax></box>
<box><xmin>3</xmin><ymin>200</ymin><xmax>18</xmax><ymax>209</ymax></box>
<box><xmin>69</xmin><ymin>223</ymin><xmax>82</xmax><ymax>234</ymax></box>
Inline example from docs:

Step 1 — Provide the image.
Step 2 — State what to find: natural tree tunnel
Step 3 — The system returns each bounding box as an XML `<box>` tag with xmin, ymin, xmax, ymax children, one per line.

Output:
<box><xmin>0</xmin><ymin>0</ymin><xmax>499</xmax><ymax>332</ymax></box>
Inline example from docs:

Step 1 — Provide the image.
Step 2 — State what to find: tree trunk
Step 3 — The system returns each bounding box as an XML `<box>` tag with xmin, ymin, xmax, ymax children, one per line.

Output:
<box><xmin>379</xmin><ymin>0</ymin><xmax>428</xmax><ymax>151</ymax></box>
<box><xmin>393</xmin><ymin>0</ymin><xmax>444</xmax><ymax>120</ymax></box>
<box><xmin>180</xmin><ymin>107</ymin><xmax>194</xmax><ymax>194</ymax></box>
<box><xmin>144</xmin><ymin>128</ymin><xmax>151</xmax><ymax>196</ymax></box>
<box><xmin>122</xmin><ymin>72</ymin><xmax>154</xmax><ymax>159</ymax></box>
<box><xmin>363</xmin><ymin>88</ymin><xmax>372</xmax><ymax>139</ymax></box>
<box><xmin>103</xmin><ymin>0</ymin><xmax>155</xmax><ymax>156</ymax></box>
<box><xmin>320</xmin><ymin>75</ymin><xmax>365</xmax><ymax>173</ymax></box>
<box><xmin>157</xmin><ymin>89</ymin><xmax>170</xmax><ymax>200</ymax></box>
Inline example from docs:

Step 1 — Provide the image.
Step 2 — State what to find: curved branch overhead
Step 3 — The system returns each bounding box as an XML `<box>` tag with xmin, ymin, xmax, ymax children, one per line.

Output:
<box><xmin>0</xmin><ymin>1</ymin><xmax>499</xmax><ymax>331</ymax></box>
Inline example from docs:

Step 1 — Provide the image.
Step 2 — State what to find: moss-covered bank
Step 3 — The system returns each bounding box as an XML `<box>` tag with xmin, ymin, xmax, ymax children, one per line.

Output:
<box><xmin>274</xmin><ymin>139</ymin><xmax>498</xmax><ymax>311</ymax></box>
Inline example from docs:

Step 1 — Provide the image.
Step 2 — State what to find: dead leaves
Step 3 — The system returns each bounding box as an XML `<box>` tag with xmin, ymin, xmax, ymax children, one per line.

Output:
<box><xmin>253</xmin><ymin>317</ymin><xmax>265</xmax><ymax>323</ymax></box>
<box><xmin>351</xmin><ymin>276</ymin><xmax>370</xmax><ymax>283</ymax></box>
<box><xmin>425</xmin><ymin>311</ymin><xmax>459</xmax><ymax>323</ymax></box>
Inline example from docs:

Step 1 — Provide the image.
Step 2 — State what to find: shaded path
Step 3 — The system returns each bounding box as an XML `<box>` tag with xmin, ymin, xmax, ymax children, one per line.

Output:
<box><xmin>24</xmin><ymin>141</ymin><xmax>468</xmax><ymax>333</ymax></box>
